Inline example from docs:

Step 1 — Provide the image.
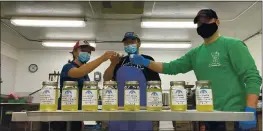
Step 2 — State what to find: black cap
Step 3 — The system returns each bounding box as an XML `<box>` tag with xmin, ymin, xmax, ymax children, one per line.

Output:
<box><xmin>194</xmin><ymin>9</ymin><xmax>218</xmax><ymax>24</ymax></box>
<box><xmin>122</xmin><ymin>32</ymin><xmax>140</xmax><ymax>42</ymax></box>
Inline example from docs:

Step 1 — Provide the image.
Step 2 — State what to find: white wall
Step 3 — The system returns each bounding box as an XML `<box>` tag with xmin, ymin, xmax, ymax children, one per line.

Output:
<box><xmin>1</xmin><ymin>41</ymin><xmax>19</xmax><ymax>60</ymax></box>
<box><xmin>1</xmin><ymin>42</ymin><xmax>19</xmax><ymax>94</ymax></box>
<box><xmin>245</xmin><ymin>34</ymin><xmax>262</xmax><ymax>76</ymax></box>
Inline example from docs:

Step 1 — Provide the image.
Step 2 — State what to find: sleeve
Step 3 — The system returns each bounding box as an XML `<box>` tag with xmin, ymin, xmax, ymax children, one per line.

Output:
<box><xmin>60</xmin><ymin>63</ymin><xmax>75</xmax><ymax>78</ymax></box>
<box><xmin>144</xmin><ymin>56</ymin><xmax>161</xmax><ymax>81</ymax></box>
<box><xmin>228</xmin><ymin>40</ymin><xmax>262</xmax><ymax>95</ymax></box>
<box><xmin>162</xmin><ymin>49</ymin><xmax>195</xmax><ymax>75</ymax></box>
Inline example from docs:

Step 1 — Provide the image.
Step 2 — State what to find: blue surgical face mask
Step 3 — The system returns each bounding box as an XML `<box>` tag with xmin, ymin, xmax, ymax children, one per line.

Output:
<box><xmin>78</xmin><ymin>52</ymin><xmax>90</xmax><ymax>63</ymax></box>
<box><xmin>124</xmin><ymin>44</ymin><xmax>138</xmax><ymax>54</ymax></box>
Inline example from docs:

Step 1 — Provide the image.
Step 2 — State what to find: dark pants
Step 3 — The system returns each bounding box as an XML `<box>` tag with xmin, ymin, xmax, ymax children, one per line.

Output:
<box><xmin>40</xmin><ymin>95</ymin><xmax>83</xmax><ymax>131</ymax></box>
<box><xmin>202</xmin><ymin>121</ymin><xmax>250</xmax><ymax>131</ymax></box>
<box><xmin>40</xmin><ymin>121</ymin><xmax>82</xmax><ymax>131</ymax></box>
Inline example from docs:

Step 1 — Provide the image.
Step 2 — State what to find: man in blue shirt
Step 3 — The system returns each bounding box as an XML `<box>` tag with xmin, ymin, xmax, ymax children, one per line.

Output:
<box><xmin>103</xmin><ymin>32</ymin><xmax>161</xmax><ymax>131</ymax></box>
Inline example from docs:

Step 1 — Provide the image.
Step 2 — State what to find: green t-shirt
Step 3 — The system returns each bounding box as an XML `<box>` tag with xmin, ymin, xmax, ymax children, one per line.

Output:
<box><xmin>163</xmin><ymin>36</ymin><xmax>262</xmax><ymax>111</ymax></box>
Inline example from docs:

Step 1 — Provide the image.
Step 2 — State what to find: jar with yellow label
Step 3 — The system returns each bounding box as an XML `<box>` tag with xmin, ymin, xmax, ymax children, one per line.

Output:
<box><xmin>82</xmin><ymin>81</ymin><xmax>98</xmax><ymax>111</ymax></box>
<box><xmin>195</xmin><ymin>80</ymin><xmax>214</xmax><ymax>112</ymax></box>
<box><xmin>40</xmin><ymin>81</ymin><xmax>58</xmax><ymax>111</ymax></box>
<box><xmin>61</xmin><ymin>81</ymin><xmax>78</xmax><ymax>111</ymax></box>
<box><xmin>146</xmin><ymin>81</ymin><xmax>162</xmax><ymax>111</ymax></box>
<box><xmin>102</xmin><ymin>81</ymin><xmax>118</xmax><ymax>111</ymax></box>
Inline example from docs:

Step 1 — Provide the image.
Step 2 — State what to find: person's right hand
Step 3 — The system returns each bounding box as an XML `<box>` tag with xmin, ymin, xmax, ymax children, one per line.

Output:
<box><xmin>101</xmin><ymin>51</ymin><xmax>118</xmax><ymax>62</ymax></box>
<box><xmin>129</xmin><ymin>54</ymin><xmax>150</xmax><ymax>67</ymax></box>
<box><xmin>110</xmin><ymin>53</ymin><xmax>122</xmax><ymax>65</ymax></box>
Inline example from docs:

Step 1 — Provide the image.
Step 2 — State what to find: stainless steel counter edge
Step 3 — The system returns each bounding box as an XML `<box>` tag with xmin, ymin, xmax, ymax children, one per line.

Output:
<box><xmin>0</xmin><ymin>103</ymin><xmax>40</xmax><ymax>105</ymax></box>
<box><xmin>12</xmin><ymin>110</ymin><xmax>254</xmax><ymax>121</ymax></box>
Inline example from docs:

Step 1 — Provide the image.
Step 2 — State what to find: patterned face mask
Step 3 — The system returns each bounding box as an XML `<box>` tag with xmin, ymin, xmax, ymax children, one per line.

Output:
<box><xmin>124</xmin><ymin>44</ymin><xmax>138</xmax><ymax>54</ymax></box>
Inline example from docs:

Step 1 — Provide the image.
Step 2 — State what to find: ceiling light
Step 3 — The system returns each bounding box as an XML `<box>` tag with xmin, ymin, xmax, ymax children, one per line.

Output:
<box><xmin>141</xmin><ymin>19</ymin><xmax>196</xmax><ymax>28</ymax></box>
<box><xmin>141</xmin><ymin>42</ymin><xmax>191</xmax><ymax>49</ymax></box>
<box><xmin>11</xmin><ymin>17</ymin><xmax>86</xmax><ymax>27</ymax></box>
<box><xmin>42</xmin><ymin>41</ymin><xmax>96</xmax><ymax>48</ymax></box>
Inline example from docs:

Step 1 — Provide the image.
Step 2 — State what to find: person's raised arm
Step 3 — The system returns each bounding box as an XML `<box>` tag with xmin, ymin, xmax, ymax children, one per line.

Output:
<box><xmin>103</xmin><ymin>55</ymin><xmax>122</xmax><ymax>81</ymax></box>
<box><xmin>68</xmin><ymin>51</ymin><xmax>116</xmax><ymax>78</ymax></box>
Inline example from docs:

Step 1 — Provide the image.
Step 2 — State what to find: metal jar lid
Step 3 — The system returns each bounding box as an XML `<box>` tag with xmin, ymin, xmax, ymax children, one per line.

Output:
<box><xmin>63</xmin><ymin>81</ymin><xmax>78</xmax><ymax>86</ymax></box>
<box><xmin>42</xmin><ymin>81</ymin><xmax>58</xmax><ymax>86</ymax></box>
<box><xmin>84</xmin><ymin>81</ymin><xmax>98</xmax><ymax>86</ymax></box>
<box><xmin>147</xmin><ymin>81</ymin><xmax>161</xmax><ymax>85</ymax></box>
<box><xmin>103</xmin><ymin>81</ymin><xmax>117</xmax><ymax>85</ymax></box>
<box><xmin>170</xmin><ymin>81</ymin><xmax>185</xmax><ymax>86</ymax></box>
<box><xmin>125</xmin><ymin>81</ymin><xmax>139</xmax><ymax>85</ymax></box>
<box><xmin>196</xmin><ymin>80</ymin><xmax>211</xmax><ymax>86</ymax></box>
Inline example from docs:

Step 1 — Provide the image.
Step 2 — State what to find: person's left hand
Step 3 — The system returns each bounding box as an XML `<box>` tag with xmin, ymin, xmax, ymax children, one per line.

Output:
<box><xmin>129</xmin><ymin>54</ymin><xmax>150</xmax><ymax>67</ymax></box>
<box><xmin>238</xmin><ymin>106</ymin><xmax>257</xmax><ymax>130</ymax></box>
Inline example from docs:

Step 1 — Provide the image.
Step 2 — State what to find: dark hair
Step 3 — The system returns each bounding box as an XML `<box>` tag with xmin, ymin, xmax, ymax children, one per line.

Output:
<box><xmin>68</xmin><ymin>49</ymin><xmax>77</xmax><ymax>63</ymax></box>
<box><xmin>136</xmin><ymin>38</ymin><xmax>141</xmax><ymax>46</ymax></box>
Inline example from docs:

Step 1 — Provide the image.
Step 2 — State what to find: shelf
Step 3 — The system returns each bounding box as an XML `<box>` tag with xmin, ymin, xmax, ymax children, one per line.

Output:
<box><xmin>12</xmin><ymin>110</ymin><xmax>254</xmax><ymax>122</ymax></box>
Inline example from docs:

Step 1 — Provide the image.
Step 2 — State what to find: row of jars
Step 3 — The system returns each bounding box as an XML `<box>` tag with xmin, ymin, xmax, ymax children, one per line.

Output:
<box><xmin>39</xmin><ymin>80</ymin><xmax>213</xmax><ymax>112</ymax></box>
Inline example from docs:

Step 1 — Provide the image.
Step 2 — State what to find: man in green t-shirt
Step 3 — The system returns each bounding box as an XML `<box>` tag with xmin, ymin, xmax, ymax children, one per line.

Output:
<box><xmin>129</xmin><ymin>9</ymin><xmax>262</xmax><ymax>131</ymax></box>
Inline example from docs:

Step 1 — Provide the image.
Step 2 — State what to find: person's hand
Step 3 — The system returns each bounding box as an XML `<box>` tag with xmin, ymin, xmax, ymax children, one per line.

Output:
<box><xmin>110</xmin><ymin>53</ymin><xmax>122</xmax><ymax>65</ymax></box>
<box><xmin>101</xmin><ymin>51</ymin><xmax>117</xmax><ymax>62</ymax></box>
<box><xmin>129</xmin><ymin>54</ymin><xmax>150</xmax><ymax>67</ymax></box>
<box><xmin>238</xmin><ymin>106</ymin><xmax>257</xmax><ymax>130</ymax></box>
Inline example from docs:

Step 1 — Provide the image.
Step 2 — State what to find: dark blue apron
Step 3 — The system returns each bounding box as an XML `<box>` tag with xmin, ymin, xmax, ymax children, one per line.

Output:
<box><xmin>109</xmin><ymin>59</ymin><xmax>153</xmax><ymax>131</ymax></box>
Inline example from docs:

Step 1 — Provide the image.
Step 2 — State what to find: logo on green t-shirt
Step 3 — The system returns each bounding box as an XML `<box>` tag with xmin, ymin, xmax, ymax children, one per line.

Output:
<box><xmin>209</xmin><ymin>51</ymin><xmax>221</xmax><ymax>67</ymax></box>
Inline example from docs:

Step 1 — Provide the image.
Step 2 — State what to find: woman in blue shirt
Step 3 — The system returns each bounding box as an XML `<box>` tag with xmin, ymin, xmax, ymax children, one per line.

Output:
<box><xmin>50</xmin><ymin>40</ymin><xmax>116</xmax><ymax>131</ymax></box>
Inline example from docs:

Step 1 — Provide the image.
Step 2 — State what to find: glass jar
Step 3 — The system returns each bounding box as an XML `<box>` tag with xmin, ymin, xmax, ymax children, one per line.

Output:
<box><xmin>124</xmin><ymin>81</ymin><xmax>140</xmax><ymax>111</ymax></box>
<box><xmin>102</xmin><ymin>81</ymin><xmax>118</xmax><ymax>111</ymax></box>
<box><xmin>61</xmin><ymin>81</ymin><xmax>78</xmax><ymax>111</ymax></box>
<box><xmin>170</xmin><ymin>81</ymin><xmax>187</xmax><ymax>111</ymax></box>
<box><xmin>146</xmin><ymin>81</ymin><xmax>162</xmax><ymax>111</ymax></box>
<box><xmin>82</xmin><ymin>81</ymin><xmax>98</xmax><ymax>111</ymax></box>
<box><xmin>195</xmin><ymin>80</ymin><xmax>214</xmax><ymax>112</ymax></box>
<box><xmin>39</xmin><ymin>81</ymin><xmax>58</xmax><ymax>111</ymax></box>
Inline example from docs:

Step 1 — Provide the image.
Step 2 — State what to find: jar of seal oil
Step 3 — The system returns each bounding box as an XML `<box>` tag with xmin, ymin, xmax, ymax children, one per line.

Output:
<box><xmin>82</xmin><ymin>81</ymin><xmax>98</xmax><ymax>111</ymax></box>
<box><xmin>61</xmin><ymin>81</ymin><xmax>78</xmax><ymax>111</ymax></box>
<box><xmin>102</xmin><ymin>81</ymin><xmax>118</xmax><ymax>111</ymax></box>
<box><xmin>170</xmin><ymin>81</ymin><xmax>187</xmax><ymax>111</ymax></box>
<box><xmin>195</xmin><ymin>80</ymin><xmax>214</xmax><ymax>112</ymax></box>
<box><xmin>124</xmin><ymin>81</ymin><xmax>140</xmax><ymax>111</ymax></box>
<box><xmin>146</xmin><ymin>81</ymin><xmax>162</xmax><ymax>111</ymax></box>
<box><xmin>39</xmin><ymin>81</ymin><xmax>58</xmax><ymax>111</ymax></box>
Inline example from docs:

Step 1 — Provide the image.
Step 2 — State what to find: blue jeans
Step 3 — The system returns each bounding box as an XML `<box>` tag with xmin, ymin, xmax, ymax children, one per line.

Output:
<box><xmin>202</xmin><ymin>121</ymin><xmax>250</xmax><ymax>131</ymax></box>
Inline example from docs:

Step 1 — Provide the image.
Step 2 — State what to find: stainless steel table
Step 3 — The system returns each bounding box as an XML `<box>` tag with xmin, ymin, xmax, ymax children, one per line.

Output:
<box><xmin>11</xmin><ymin>110</ymin><xmax>254</xmax><ymax>131</ymax></box>
<box><xmin>12</xmin><ymin>110</ymin><xmax>254</xmax><ymax>121</ymax></box>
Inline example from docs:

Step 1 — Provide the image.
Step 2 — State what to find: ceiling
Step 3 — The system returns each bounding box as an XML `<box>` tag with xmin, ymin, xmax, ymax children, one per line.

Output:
<box><xmin>0</xmin><ymin>1</ymin><xmax>262</xmax><ymax>51</ymax></box>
